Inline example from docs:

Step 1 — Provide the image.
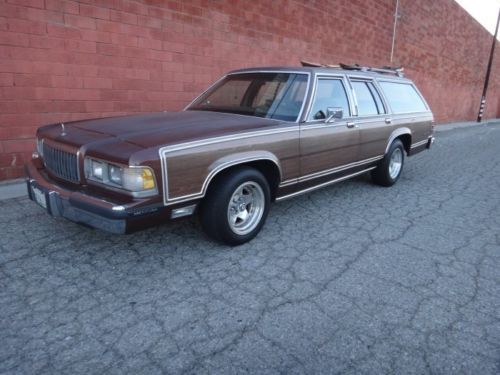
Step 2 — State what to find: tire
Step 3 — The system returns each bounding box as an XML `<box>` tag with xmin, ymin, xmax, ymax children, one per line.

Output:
<box><xmin>199</xmin><ymin>167</ymin><xmax>271</xmax><ymax>246</ymax></box>
<box><xmin>371</xmin><ymin>139</ymin><xmax>405</xmax><ymax>187</ymax></box>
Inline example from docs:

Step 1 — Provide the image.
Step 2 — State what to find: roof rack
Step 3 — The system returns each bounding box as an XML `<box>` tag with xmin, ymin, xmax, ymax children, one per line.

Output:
<box><xmin>300</xmin><ymin>60</ymin><xmax>404</xmax><ymax>77</ymax></box>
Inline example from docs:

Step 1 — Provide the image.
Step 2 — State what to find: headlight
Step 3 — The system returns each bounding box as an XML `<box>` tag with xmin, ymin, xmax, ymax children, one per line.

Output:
<box><xmin>84</xmin><ymin>157</ymin><xmax>157</xmax><ymax>197</ymax></box>
<box><xmin>91</xmin><ymin>160</ymin><xmax>104</xmax><ymax>180</ymax></box>
<box><xmin>108</xmin><ymin>164</ymin><xmax>122</xmax><ymax>185</ymax></box>
<box><xmin>36</xmin><ymin>138</ymin><xmax>44</xmax><ymax>157</ymax></box>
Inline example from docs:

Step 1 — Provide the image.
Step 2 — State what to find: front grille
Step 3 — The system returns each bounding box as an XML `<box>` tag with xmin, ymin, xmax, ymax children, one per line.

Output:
<box><xmin>42</xmin><ymin>143</ymin><xmax>79</xmax><ymax>183</ymax></box>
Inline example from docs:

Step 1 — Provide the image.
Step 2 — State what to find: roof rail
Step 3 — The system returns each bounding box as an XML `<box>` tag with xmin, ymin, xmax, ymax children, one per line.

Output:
<box><xmin>300</xmin><ymin>60</ymin><xmax>404</xmax><ymax>77</ymax></box>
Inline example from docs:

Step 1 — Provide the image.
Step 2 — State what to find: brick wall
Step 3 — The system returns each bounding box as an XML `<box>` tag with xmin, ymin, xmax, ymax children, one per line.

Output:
<box><xmin>0</xmin><ymin>0</ymin><xmax>499</xmax><ymax>180</ymax></box>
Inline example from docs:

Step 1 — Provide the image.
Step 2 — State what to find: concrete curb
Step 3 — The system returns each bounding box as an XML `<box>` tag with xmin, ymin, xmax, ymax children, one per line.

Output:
<box><xmin>434</xmin><ymin>118</ymin><xmax>500</xmax><ymax>132</ymax></box>
<box><xmin>1</xmin><ymin>118</ymin><xmax>499</xmax><ymax>201</ymax></box>
<box><xmin>0</xmin><ymin>178</ymin><xmax>27</xmax><ymax>200</ymax></box>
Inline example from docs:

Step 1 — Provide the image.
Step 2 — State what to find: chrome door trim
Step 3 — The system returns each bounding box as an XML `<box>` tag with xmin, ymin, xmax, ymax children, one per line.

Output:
<box><xmin>279</xmin><ymin>154</ymin><xmax>383</xmax><ymax>187</ymax></box>
<box><xmin>410</xmin><ymin>139</ymin><xmax>428</xmax><ymax>149</ymax></box>
<box><xmin>277</xmin><ymin>167</ymin><xmax>376</xmax><ymax>201</ymax></box>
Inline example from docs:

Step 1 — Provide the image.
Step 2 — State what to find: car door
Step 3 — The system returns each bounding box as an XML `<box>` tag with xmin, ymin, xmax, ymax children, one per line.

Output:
<box><xmin>299</xmin><ymin>75</ymin><xmax>360</xmax><ymax>179</ymax></box>
<box><xmin>348</xmin><ymin>77</ymin><xmax>392</xmax><ymax>160</ymax></box>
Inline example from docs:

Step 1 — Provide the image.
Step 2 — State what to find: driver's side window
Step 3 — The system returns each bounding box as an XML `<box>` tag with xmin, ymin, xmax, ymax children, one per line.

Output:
<box><xmin>308</xmin><ymin>78</ymin><xmax>350</xmax><ymax>121</ymax></box>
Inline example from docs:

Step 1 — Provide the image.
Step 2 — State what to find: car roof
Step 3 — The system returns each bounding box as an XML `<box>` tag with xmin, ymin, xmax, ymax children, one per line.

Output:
<box><xmin>228</xmin><ymin>66</ymin><xmax>412</xmax><ymax>82</ymax></box>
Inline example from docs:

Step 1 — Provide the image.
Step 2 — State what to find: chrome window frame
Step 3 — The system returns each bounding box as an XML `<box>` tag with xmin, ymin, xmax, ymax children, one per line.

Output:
<box><xmin>301</xmin><ymin>73</ymin><xmax>355</xmax><ymax>125</ymax></box>
<box><xmin>347</xmin><ymin>76</ymin><xmax>388</xmax><ymax>117</ymax></box>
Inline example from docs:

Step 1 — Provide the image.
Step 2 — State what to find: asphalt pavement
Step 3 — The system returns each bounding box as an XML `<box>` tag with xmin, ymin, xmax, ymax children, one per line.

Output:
<box><xmin>1</xmin><ymin>122</ymin><xmax>500</xmax><ymax>374</ymax></box>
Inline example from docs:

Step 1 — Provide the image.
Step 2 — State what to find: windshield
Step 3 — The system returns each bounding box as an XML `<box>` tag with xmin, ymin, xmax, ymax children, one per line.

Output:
<box><xmin>188</xmin><ymin>72</ymin><xmax>308</xmax><ymax>121</ymax></box>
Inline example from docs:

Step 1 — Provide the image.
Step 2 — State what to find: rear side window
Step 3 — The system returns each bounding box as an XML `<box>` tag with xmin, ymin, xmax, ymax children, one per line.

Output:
<box><xmin>351</xmin><ymin>81</ymin><xmax>380</xmax><ymax>116</ymax></box>
<box><xmin>379</xmin><ymin>81</ymin><xmax>428</xmax><ymax>113</ymax></box>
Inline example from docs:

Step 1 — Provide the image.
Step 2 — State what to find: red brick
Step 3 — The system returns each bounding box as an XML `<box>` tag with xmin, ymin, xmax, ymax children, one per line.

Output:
<box><xmin>0</xmin><ymin>0</ymin><xmax>500</xmax><ymax>182</ymax></box>
<box><xmin>113</xmin><ymin>101</ymin><xmax>141</xmax><ymax>112</ymax></box>
<box><xmin>2</xmin><ymin>139</ymin><xmax>35</xmax><ymax>153</ymax></box>
<box><xmin>6</xmin><ymin>0</ymin><xmax>44</xmax><ymax>9</ymax></box>
<box><xmin>137</xmin><ymin>15</ymin><xmax>162</xmax><ymax>29</ymax></box>
<box><xmin>51</xmin><ymin>75</ymin><xmax>84</xmax><ymax>88</ymax></box>
<box><xmin>0</xmin><ymin>73</ymin><xmax>14</xmax><ymax>86</ymax></box>
<box><xmin>64</xmin><ymin>39</ymin><xmax>97</xmax><ymax>53</ymax></box>
<box><xmin>14</xmin><ymin>74</ymin><xmax>52</xmax><ymax>87</ymax></box>
<box><xmin>137</xmin><ymin>36</ymin><xmax>162</xmax><ymax>50</ymax></box>
<box><xmin>121</xmin><ymin>1</ymin><xmax>149</xmax><ymax>16</ymax></box>
<box><xmin>80</xmin><ymin>29</ymin><xmax>112</xmax><ymax>43</ymax></box>
<box><xmin>0</xmin><ymin>166</ymin><xmax>26</xmax><ymax>180</ymax></box>
<box><xmin>0</xmin><ymin>31</ymin><xmax>30</xmax><ymax>47</ymax></box>
<box><xmin>0</xmin><ymin>127</ymin><xmax>36</xmax><ymax>142</ymax></box>
<box><xmin>29</xmin><ymin>35</ymin><xmax>66</xmax><ymax>50</ymax></box>
<box><xmin>84</xmin><ymin>100</ymin><xmax>113</xmax><ymax>112</ymax></box>
<box><xmin>110</xmin><ymin>10</ymin><xmax>138</xmax><ymax>25</ymax></box>
<box><xmin>99</xmin><ymin>89</ymin><xmax>129</xmax><ymax>101</ymax></box>
<box><xmin>79</xmin><ymin>4</ymin><xmax>110</xmax><ymax>20</ymax></box>
<box><xmin>23</xmin><ymin>7</ymin><xmax>64</xmax><ymax>24</ymax></box>
<box><xmin>110</xmin><ymin>33</ymin><xmax>138</xmax><ymax>47</ymax></box>
<box><xmin>47</xmin><ymin>24</ymin><xmax>81</xmax><ymax>39</ymax></box>
<box><xmin>64</xmin><ymin>14</ymin><xmax>97</xmax><ymax>30</ymax></box>
<box><xmin>7</xmin><ymin>19</ymin><xmax>46</xmax><ymax>35</ymax></box>
<box><xmin>46</xmin><ymin>0</ymin><xmax>79</xmax><ymax>14</ymax></box>
<box><xmin>83</xmin><ymin>77</ymin><xmax>112</xmax><ymax>89</ymax></box>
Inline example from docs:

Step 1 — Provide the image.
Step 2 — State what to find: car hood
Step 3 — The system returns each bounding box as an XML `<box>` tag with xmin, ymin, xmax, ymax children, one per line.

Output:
<box><xmin>38</xmin><ymin>111</ymin><xmax>285</xmax><ymax>161</ymax></box>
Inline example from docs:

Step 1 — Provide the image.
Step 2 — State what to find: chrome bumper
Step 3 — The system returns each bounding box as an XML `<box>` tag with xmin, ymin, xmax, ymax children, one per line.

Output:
<box><xmin>25</xmin><ymin>159</ymin><xmax>163</xmax><ymax>234</ymax></box>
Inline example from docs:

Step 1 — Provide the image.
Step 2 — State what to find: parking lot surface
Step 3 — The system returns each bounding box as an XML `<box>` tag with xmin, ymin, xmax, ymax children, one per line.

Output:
<box><xmin>1</xmin><ymin>122</ymin><xmax>500</xmax><ymax>374</ymax></box>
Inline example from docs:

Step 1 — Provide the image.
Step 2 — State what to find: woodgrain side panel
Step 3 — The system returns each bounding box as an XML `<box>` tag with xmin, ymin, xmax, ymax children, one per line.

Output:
<box><xmin>161</xmin><ymin>128</ymin><xmax>300</xmax><ymax>204</ymax></box>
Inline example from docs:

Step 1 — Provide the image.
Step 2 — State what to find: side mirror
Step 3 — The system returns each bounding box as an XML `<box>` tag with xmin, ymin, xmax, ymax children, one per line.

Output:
<box><xmin>326</xmin><ymin>107</ymin><xmax>343</xmax><ymax>123</ymax></box>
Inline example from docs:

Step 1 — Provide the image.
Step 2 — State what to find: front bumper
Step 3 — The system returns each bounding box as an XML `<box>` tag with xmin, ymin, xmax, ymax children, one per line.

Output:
<box><xmin>25</xmin><ymin>159</ymin><xmax>169</xmax><ymax>234</ymax></box>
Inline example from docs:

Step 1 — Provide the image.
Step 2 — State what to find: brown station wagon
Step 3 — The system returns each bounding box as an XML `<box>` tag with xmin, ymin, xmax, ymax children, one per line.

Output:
<box><xmin>26</xmin><ymin>63</ymin><xmax>434</xmax><ymax>245</ymax></box>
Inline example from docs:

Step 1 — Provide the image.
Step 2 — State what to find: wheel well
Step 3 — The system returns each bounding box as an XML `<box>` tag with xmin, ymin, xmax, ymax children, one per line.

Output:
<box><xmin>396</xmin><ymin>134</ymin><xmax>412</xmax><ymax>155</ymax></box>
<box><xmin>207</xmin><ymin>160</ymin><xmax>281</xmax><ymax>201</ymax></box>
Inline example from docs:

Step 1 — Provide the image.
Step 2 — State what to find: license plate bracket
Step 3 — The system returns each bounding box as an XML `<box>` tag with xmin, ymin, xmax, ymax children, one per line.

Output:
<box><xmin>31</xmin><ymin>185</ymin><xmax>47</xmax><ymax>209</ymax></box>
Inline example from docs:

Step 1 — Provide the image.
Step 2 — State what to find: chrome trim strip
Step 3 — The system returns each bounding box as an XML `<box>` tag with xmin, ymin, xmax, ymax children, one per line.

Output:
<box><xmin>276</xmin><ymin>167</ymin><xmax>376</xmax><ymax>201</ymax></box>
<box><xmin>183</xmin><ymin>74</ymin><xmax>227</xmax><ymax>111</ymax></box>
<box><xmin>278</xmin><ymin>155</ymin><xmax>383</xmax><ymax>187</ymax></box>
<box><xmin>160</xmin><ymin>126</ymin><xmax>298</xmax><ymax>154</ymax></box>
<box><xmin>410</xmin><ymin>139</ymin><xmax>428</xmax><ymax>149</ymax></box>
<box><xmin>300</xmin><ymin>117</ymin><xmax>384</xmax><ymax>131</ymax></box>
<box><xmin>159</xmin><ymin>127</ymin><xmax>298</xmax><ymax>205</ymax></box>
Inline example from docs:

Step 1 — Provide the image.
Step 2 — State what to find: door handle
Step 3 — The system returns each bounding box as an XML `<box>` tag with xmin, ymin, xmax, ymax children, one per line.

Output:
<box><xmin>346</xmin><ymin>122</ymin><xmax>358</xmax><ymax>128</ymax></box>
<box><xmin>385</xmin><ymin>118</ymin><xmax>392</xmax><ymax>124</ymax></box>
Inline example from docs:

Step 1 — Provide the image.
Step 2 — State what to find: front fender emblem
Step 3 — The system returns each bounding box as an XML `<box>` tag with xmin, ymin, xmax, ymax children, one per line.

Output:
<box><xmin>60</xmin><ymin>123</ymin><xmax>66</xmax><ymax>137</ymax></box>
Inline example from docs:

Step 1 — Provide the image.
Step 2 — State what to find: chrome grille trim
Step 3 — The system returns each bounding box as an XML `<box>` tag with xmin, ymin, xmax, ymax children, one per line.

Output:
<box><xmin>42</xmin><ymin>143</ymin><xmax>79</xmax><ymax>183</ymax></box>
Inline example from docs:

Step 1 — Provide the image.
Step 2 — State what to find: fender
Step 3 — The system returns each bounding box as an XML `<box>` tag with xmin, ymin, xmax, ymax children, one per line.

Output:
<box><xmin>385</xmin><ymin>127</ymin><xmax>412</xmax><ymax>154</ymax></box>
<box><xmin>162</xmin><ymin>150</ymin><xmax>283</xmax><ymax>206</ymax></box>
<box><xmin>204</xmin><ymin>150</ymin><xmax>282</xmax><ymax>190</ymax></box>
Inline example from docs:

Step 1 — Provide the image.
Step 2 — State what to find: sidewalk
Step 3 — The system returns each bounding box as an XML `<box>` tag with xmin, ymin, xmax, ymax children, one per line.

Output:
<box><xmin>1</xmin><ymin>118</ymin><xmax>499</xmax><ymax>200</ymax></box>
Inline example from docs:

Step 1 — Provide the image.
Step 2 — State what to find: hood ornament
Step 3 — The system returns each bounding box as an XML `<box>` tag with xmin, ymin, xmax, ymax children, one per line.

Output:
<box><xmin>60</xmin><ymin>123</ymin><xmax>67</xmax><ymax>136</ymax></box>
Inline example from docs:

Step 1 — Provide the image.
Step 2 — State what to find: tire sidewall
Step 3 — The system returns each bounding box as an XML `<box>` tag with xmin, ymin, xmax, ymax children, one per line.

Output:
<box><xmin>201</xmin><ymin>168</ymin><xmax>271</xmax><ymax>246</ymax></box>
<box><xmin>385</xmin><ymin>140</ymin><xmax>405</xmax><ymax>184</ymax></box>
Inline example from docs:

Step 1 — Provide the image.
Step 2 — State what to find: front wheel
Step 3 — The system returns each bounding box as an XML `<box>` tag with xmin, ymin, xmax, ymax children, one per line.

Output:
<box><xmin>371</xmin><ymin>139</ymin><xmax>405</xmax><ymax>187</ymax></box>
<box><xmin>199</xmin><ymin>167</ymin><xmax>271</xmax><ymax>246</ymax></box>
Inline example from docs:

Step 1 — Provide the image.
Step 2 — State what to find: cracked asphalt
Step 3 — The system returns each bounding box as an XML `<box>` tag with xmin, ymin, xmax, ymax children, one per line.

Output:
<box><xmin>1</xmin><ymin>122</ymin><xmax>500</xmax><ymax>374</ymax></box>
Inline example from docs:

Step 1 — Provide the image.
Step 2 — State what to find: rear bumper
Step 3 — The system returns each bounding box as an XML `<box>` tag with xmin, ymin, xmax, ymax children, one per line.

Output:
<box><xmin>25</xmin><ymin>158</ymin><xmax>170</xmax><ymax>234</ymax></box>
<box><xmin>427</xmin><ymin>136</ymin><xmax>435</xmax><ymax>148</ymax></box>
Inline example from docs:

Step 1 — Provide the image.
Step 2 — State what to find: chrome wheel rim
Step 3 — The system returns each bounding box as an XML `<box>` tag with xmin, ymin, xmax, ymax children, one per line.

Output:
<box><xmin>227</xmin><ymin>182</ymin><xmax>265</xmax><ymax>235</ymax></box>
<box><xmin>389</xmin><ymin>148</ymin><xmax>403</xmax><ymax>179</ymax></box>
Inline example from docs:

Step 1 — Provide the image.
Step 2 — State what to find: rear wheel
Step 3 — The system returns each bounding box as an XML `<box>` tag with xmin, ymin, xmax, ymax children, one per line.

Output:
<box><xmin>199</xmin><ymin>167</ymin><xmax>270</xmax><ymax>246</ymax></box>
<box><xmin>371</xmin><ymin>139</ymin><xmax>405</xmax><ymax>186</ymax></box>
